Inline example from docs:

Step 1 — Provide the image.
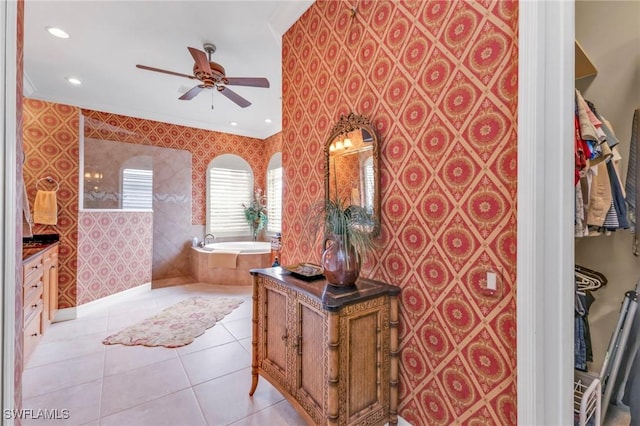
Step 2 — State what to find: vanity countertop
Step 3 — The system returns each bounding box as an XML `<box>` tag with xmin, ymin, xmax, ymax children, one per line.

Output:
<box><xmin>22</xmin><ymin>234</ymin><xmax>60</xmax><ymax>261</ymax></box>
<box><xmin>22</xmin><ymin>241</ymin><xmax>59</xmax><ymax>261</ymax></box>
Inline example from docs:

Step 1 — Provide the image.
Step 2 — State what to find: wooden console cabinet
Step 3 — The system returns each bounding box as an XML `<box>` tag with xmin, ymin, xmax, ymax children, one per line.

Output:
<box><xmin>249</xmin><ymin>268</ymin><xmax>400</xmax><ymax>426</ymax></box>
<box><xmin>23</xmin><ymin>243</ymin><xmax>59</xmax><ymax>363</ymax></box>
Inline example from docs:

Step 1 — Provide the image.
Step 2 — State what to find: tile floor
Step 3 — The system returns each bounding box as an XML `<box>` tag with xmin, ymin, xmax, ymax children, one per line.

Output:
<box><xmin>22</xmin><ymin>283</ymin><xmax>307</xmax><ymax>426</ymax></box>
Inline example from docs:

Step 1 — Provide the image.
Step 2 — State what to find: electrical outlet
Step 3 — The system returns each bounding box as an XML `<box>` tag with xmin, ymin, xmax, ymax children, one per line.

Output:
<box><xmin>480</xmin><ymin>269</ymin><xmax>501</xmax><ymax>298</ymax></box>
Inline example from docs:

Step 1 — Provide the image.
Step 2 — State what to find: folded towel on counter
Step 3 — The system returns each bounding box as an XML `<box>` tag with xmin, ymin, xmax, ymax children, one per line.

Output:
<box><xmin>208</xmin><ymin>250</ymin><xmax>241</xmax><ymax>269</ymax></box>
<box><xmin>33</xmin><ymin>190</ymin><xmax>58</xmax><ymax>225</ymax></box>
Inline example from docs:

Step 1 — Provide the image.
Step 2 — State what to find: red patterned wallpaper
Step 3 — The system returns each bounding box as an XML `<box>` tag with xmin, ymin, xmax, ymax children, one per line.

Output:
<box><xmin>82</xmin><ymin>110</ymin><xmax>268</xmax><ymax>224</ymax></box>
<box><xmin>282</xmin><ymin>1</ymin><xmax>518</xmax><ymax>424</ymax></box>
<box><xmin>23</xmin><ymin>100</ymin><xmax>80</xmax><ymax>310</ymax></box>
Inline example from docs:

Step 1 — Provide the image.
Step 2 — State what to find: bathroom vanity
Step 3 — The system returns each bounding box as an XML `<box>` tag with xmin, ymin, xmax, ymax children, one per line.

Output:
<box><xmin>249</xmin><ymin>267</ymin><xmax>400</xmax><ymax>426</ymax></box>
<box><xmin>22</xmin><ymin>239</ymin><xmax>59</xmax><ymax>363</ymax></box>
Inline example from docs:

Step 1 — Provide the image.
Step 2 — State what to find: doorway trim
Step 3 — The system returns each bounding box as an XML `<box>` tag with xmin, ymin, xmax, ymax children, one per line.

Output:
<box><xmin>2</xmin><ymin>0</ymin><xmax>19</xmax><ymax>422</ymax></box>
<box><xmin>517</xmin><ymin>0</ymin><xmax>574</xmax><ymax>425</ymax></box>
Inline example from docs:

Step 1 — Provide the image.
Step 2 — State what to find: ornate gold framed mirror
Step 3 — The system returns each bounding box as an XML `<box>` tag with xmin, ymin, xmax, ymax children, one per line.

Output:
<box><xmin>324</xmin><ymin>112</ymin><xmax>380</xmax><ymax>234</ymax></box>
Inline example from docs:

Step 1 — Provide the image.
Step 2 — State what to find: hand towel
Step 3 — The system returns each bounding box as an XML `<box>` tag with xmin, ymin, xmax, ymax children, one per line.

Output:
<box><xmin>208</xmin><ymin>250</ymin><xmax>241</xmax><ymax>268</ymax></box>
<box><xmin>33</xmin><ymin>190</ymin><xmax>58</xmax><ymax>225</ymax></box>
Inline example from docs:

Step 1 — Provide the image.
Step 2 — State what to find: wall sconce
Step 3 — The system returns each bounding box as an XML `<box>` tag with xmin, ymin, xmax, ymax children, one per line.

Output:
<box><xmin>84</xmin><ymin>170</ymin><xmax>103</xmax><ymax>191</ymax></box>
<box><xmin>331</xmin><ymin>132</ymin><xmax>353</xmax><ymax>153</ymax></box>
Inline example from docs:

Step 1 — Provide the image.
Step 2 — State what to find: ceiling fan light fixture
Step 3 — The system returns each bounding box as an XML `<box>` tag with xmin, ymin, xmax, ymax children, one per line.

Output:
<box><xmin>46</xmin><ymin>26</ymin><xmax>69</xmax><ymax>39</ymax></box>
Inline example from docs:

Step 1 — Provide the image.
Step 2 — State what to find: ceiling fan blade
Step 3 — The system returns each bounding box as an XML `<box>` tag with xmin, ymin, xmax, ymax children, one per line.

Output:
<box><xmin>225</xmin><ymin>77</ymin><xmax>270</xmax><ymax>88</ymax></box>
<box><xmin>188</xmin><ymin>47</ymin><xmax>212</xmax><ymax>75</ymax></box>
<box><xmin>136</xmin><ymin>64</ymin><xmax>196</xmax><ymax>80</ymax></box>
<box><xmin>179</xmin><ymin>85</ymin><xmax>205</xmax><ymax>101</ymax></box>
<box><xmin>219</xmin><ymin>87</ymin><xmax>251</xmax><ymax>108</ymax></box>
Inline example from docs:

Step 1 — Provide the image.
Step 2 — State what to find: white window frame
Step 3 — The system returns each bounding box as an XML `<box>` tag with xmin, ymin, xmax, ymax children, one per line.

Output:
<box><xmin>207</xmin><ymin>154</ymin><xmax>254</xmax><ymax>238</ymax></box>
<box><xmin>121</xmin><ymin>168</ymin><xmax>153</xmax><ymax>210</ymax></box>
<box><xmin>266</xmin><ymin>153</ymin><xmax>282</xmax><ymax>234</ymax></box>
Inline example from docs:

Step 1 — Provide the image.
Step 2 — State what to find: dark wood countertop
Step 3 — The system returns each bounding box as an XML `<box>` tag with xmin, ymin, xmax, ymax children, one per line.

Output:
<box><xmin>22</xmin><ymin>242</ymin><xmax>59</xmax><ymax>262</ymax></box>
<box><xmin>251</xmin><ymin>266</ymin><xmax>400</xmax><ymax>311</ymax></box>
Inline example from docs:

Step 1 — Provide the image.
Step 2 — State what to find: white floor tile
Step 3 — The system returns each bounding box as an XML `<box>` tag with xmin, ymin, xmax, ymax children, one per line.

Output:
<box><xmin>26</xmin><ymin>331</ymin><xmax>106</xmax><ymax>369</ymax></box>
<box><xmin>176</xmin><ymin>323</ymin><xmax>236</xmax><ymax>356</ymax></box>
<box><xmin>193</xmin><ymin>367</ymin><xmax>286</xmax><ymax>426</ymax></box>
<box><xmin>103</xmin><ymin>344</ymin><xmax>178</xmax><ymax>376</ymax></box>
<box><xmin>100</xmin><ymin>389</ymin><xmax>207</xmax><ymax>426</ymax></box>
<box><xmin>100</xmin><ymin>357</ymin><xmax>190</xmax><ymax>417</ymax></box>
<box><xmin>22</xmin><ymin>379</ymin><xmax>102</xmax><ymax>426</ymax></box>
<box><xmin>229</xmin><ymin>400</ymin><xmax>307</xmax><ymax>426</ymax></box>
<box><xmin>180</xmin><ymin>341</ymin><xmax>251</xmax><ymax>386</ymax></box>
<box><xmin>22</xmin><ymin>352</ymin><xmax>104</xmax><ymax>399</ymax></box>
<box><xmin>42</xmin><ymin>316</ymin><xmax>109</xmax><ymax>342</ymax></box>
<box><xmin>21</xmin><ymin>282</ymin><xmax>304</xmax><ymax>426</ymax></box>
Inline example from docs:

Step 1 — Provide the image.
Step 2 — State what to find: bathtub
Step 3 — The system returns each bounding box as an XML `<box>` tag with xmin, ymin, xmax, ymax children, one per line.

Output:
<box><xmin>202</xmin><ymin>241</ymin><xmax>271</xmax><ymax>253</ymax></box>
<box><xmin>191</xmin><ymin>241</ymin><xmax>272</xmax><ymax>286</ymax></box>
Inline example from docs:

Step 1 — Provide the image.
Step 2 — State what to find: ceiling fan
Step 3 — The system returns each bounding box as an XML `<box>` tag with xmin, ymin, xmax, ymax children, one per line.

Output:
<box><xmin>136</xmin><ymin>43</ymin><xmax>269</xmax><ymax>108</ymax></box>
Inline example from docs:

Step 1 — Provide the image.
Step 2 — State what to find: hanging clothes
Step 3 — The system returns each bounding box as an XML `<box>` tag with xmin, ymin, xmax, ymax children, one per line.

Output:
<box><xmin>624</xmin><ymin>109</ymin><xmax>640</xmax><ymax>254</ymax></box>
<box><xmin>574</xmin><ymin>91</ymin><xmax>630</xmax><ymax>237</ymax></box>
<box><xmin>575</xmin><ymin>289</ymin><xmax>595</xmax><ymax>371</ymax></box>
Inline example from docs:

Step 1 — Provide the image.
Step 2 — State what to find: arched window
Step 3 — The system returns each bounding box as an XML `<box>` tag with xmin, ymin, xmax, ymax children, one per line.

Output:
<box><xmin>207</xmin><ymin>154</ymin><xmax>253</xmax><ymax>238</ymax></box>
<box><xmin>266</xmin><ymin>153</ymin><xmax>282</xmax><ymax>234</ymax></box>
<box><xmin>363</xmin><ymin>156</ymin><xmax>374</xmax><ymax>213</ymax></box>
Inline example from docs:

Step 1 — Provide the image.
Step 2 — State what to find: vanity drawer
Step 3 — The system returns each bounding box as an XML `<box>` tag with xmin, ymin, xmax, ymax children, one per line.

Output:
<box><xmin>23</xmin><ymin>275</ymin><xmax>44</xmax><ymax>304</ymax></box>
<box><xmin>23</xmin><ymin>310</ymin><xmax>43</xmax><ymax>362</ymax></box>
<box><xmin>23</xmin><ymin>256</ymin><xmax>43</xmax><ymax>279</ymax></box>
<box><xmin>24</xmin><ymin>295</ymin><xmax>43</xmax><ymax>324</ymax></box>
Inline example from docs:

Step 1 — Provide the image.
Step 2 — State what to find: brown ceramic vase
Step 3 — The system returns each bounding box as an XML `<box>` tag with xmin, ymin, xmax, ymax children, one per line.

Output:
<box><xmin>321</xmin><ymin>234</ymin><xmax>360</xmax><ymax>287</ymax></box>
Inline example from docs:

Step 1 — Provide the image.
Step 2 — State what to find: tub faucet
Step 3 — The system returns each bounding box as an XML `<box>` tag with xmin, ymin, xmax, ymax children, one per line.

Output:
<box><xmin>203</xmin><ymin>233</ymin><xmax>216</xmax><ymax>245</ymax></box>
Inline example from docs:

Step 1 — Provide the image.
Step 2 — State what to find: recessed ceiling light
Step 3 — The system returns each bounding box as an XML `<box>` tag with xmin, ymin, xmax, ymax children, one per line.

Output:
<box><xmin>264</xmin><ymin>118</ymin><xmax>272</xmax><ymax>124</ymax></box>
<box><xmin>65</xmin><ymin>77</ymin><xmax>82</xmax><ymax>85</ymax></box>
<box><xmin>46</xmin><ymin>26</ymin><xmax>69</xmax><ymax>39</ymax></box>
<box><xmin>230</xmin><ymin>121</ymin><xmax>238</xmax><ymax>126</ymax></box>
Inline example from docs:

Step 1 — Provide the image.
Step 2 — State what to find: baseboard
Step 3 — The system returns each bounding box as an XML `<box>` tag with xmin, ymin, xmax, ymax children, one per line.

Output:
<box><xmin>53</xmin><ymin>307</ymin><xmax>77</xmax><ymax>322</ymax></box>
<box><xmin>53</xmin><ymin>283</ymin><xmax>152</xmax><ymax>322</ymax></box>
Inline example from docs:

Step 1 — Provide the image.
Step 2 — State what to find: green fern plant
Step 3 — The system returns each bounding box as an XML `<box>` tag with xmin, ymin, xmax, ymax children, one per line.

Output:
<box><xmin>308</xmin><ymin>197</ymin><xmax>377</xmax><ymax>263</ymax></box>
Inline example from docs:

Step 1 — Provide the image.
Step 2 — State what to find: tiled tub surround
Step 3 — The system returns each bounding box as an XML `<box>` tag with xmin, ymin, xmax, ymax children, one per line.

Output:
<box><xmin>190</xmin><ymin>247</ymin><xmax>271</xmax><ymax>286</ymax></box>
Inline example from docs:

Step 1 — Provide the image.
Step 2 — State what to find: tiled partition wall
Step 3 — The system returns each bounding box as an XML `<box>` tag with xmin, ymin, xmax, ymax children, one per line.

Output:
<box><xmin>83</xmin><ymin>138</ymin><xmax>193</xmax><ymax>283</ymax></box>
<box><xmin>77</xmin><ymin>211</ymin><xmax>153</xmax><ymax>304</ymax></box>
<box><xmin>281</xmin><ymin>1</ymin><xmax>518</xmax><ymax>424</ymax></box>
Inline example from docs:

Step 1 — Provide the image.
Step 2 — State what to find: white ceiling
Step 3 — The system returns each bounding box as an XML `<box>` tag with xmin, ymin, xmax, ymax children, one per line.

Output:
<box><xmin>23</xmin><ymin>1</ymin><xmax>314</xmax><ymax>139</ymax></box>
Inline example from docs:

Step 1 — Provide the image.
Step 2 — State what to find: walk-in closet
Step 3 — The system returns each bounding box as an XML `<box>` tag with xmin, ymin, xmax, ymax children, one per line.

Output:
<box><xmin>573</xmin><ymin>1</ymin><xmax>640</xmax><ymax>425</ymax></box>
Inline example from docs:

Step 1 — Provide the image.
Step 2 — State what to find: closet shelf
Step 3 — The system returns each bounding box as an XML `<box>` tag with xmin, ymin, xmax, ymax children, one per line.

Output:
<box><xmin>575</xmin><ymin>40</ymin><xmax>597</xmax><ymax>80</ymax></box>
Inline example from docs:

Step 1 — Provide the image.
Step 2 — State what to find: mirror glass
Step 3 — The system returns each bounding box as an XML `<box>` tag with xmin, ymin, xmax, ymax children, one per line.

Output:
<box><xmin>325</xmin><ymin>113</ymin><xmax>380</xmax><ymax>233</ymax></box>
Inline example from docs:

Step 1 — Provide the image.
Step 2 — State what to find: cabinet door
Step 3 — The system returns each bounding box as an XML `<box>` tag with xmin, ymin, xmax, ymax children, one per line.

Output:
<box><xmin>294</xmin><ymin>297</ymin><xmax>325</xmax><ymax>422</ymax></box>
<box><xmin>48</xmin><ymin>248</ymin><xmax>59</xmax><ymax>322</ymax></box>
<box><xmin>42</xmin><ymin>252</ymin><xmax>52</xmax><ymax>330</ymax></box>
<box><xmin>260</xmin><ymin>279</ymin><xmax>290</xmax><ymax>390</ymax></box>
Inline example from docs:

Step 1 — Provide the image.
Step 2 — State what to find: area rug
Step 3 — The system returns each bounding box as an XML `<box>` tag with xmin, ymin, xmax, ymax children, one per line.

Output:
<box><xmin>102</xmin><ymin>296</ymin><xmax>243</xmax><ymax>348</ymax></box>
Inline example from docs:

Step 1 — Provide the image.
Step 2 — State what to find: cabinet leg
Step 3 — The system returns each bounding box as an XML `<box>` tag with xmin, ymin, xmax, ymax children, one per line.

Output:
<box><xmin>249</xmin><ymin>373</ymin><xmax>259</xmax><ymax>396</ymax></box>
